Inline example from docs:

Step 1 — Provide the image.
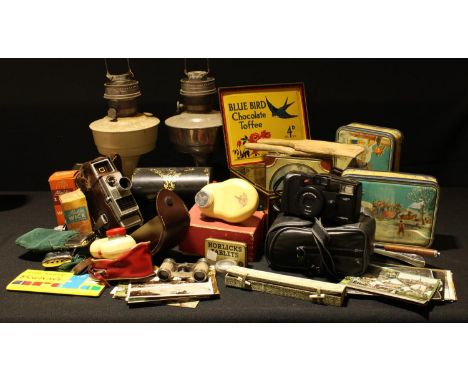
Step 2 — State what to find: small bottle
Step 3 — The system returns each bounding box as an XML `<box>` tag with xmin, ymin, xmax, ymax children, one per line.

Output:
<box><xmin>90</xmin><ymin>227</ymin><xmax>136</xmax><ymax>259</ymax></box>
<box><xmin>195</xmin><ymin>178</ymin><xmax>259</xmax><ymax>223</ymax></box>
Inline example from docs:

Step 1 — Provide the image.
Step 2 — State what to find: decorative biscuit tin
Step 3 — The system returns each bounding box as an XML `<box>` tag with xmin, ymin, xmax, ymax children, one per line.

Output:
<box><xmin>336</xmin><ymin>123</ymin><xmax>403</xmax><ymax>171</ymax></box>
<box><xmin>342</xmin><ymin>169</ymin><xmax>439</xmax><ymax>247</ymax></box>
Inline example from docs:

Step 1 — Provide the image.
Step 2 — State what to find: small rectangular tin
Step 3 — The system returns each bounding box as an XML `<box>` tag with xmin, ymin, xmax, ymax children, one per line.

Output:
<box><xmin>205</xmin><ymin>238</ymin><xmax>247</xmax><ymax>267</ymax></box>
<box><xmin>336</xmin><ymin>123</ymin><xmax>403</xmax><ymax>171</ymax></box>
<box><xmin>342</xmin><ymin>169</ymin><xmax>439</xmax><ymax>247</ymax></box>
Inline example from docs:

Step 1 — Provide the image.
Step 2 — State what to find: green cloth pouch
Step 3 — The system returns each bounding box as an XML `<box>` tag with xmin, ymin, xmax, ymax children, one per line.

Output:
<box><xmin>15</xmin><ymin>228</ymin><xmax>78</xmax><ymax>253</ymax></box>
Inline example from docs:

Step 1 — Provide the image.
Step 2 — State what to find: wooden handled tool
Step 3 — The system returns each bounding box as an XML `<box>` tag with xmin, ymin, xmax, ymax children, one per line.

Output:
<box><xmin>374</xmin><ymin>244</ymin><xmax>440</xmax><ymax>258</ymax></box>
<box><xmin>373</xmin><ymin>248</ymin><xmax>426</xmax><ymax>267</ymax></box>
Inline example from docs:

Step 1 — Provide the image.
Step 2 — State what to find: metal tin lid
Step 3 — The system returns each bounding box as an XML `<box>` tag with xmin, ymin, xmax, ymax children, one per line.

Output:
<box><xmin>195</xmin><ymin>189</ymin><xmax>213</xmax><ymax>208</ymax></box>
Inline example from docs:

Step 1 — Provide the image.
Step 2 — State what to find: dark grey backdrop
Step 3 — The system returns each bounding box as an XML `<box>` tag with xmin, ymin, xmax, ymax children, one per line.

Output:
<box><xmin>1</xmin><ymin>58</ymin><xmax>467</xmax><ymax>191</ymax></box>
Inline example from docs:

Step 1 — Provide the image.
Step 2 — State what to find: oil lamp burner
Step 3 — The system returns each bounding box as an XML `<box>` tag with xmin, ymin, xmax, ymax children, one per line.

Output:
<box><xmin>165</xmin><ymin>60</ymin><xmax>222</xmax><ymax>166</ymax></box>
<box><xmin>89</xmin><ymin>59</ymin><xmax>160</xmax><ymax>176</ymax></box>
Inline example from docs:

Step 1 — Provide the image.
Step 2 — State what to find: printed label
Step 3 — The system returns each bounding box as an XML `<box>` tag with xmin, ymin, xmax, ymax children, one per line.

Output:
<box><xmin>205</xmin><ymin>238</ymin><xmax>247</xmax><ymax>266</ymax></box>
<box><xmin>64</xmin><ymin>206</ymin><xmax>88</xmax><ymax>224</ymax></box>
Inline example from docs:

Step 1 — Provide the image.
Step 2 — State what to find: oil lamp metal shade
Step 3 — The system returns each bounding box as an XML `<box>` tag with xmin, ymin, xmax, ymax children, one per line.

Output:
<box><xmin>165</xmin><ymin>111</ymin><xmax>221</xmax><ymax>166</ymax></box>
<box><xmin>166</xmin><ymin>68</ymin><xmax>221</xmax><ymax>166</ymax></box>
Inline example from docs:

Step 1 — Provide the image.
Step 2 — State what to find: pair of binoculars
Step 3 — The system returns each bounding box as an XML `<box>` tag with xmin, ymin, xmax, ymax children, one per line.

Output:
<box><xmin>157</xmin><ymin>258</ymin><xmax>209</xmax><ymax>282</ymax></box>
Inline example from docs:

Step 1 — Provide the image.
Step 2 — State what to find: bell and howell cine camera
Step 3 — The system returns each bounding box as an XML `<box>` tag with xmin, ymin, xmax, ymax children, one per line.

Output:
<box><xmin>281</xmin><ymin>172</ymin><xmax>362</xmax><ymax>226</ymax></box>
<box><xmin>77</xmin><ymin>155</ymin><xmax>143</xmax><ymax>232</ymax></box>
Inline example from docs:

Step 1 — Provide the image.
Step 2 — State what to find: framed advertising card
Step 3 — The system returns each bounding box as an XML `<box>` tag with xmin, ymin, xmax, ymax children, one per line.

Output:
<box><xmin>219</xmin><ymin>83</ymin><xmax>310</xmax><ymax>167</ymax></box>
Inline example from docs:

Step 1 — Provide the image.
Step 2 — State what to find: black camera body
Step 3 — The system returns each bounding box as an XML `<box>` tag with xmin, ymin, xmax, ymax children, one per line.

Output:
<box><xmin>281</xmin><ymin>173</ymin><xmax>362</xmax><ymax>226</ymax></box>
<box><xmin>77</xmin><ymin>155</ymin><xmax>143</xmax><ymax>231</ymax></box>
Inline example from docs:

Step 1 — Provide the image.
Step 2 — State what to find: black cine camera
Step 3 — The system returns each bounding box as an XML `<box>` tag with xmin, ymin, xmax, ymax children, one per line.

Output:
<box><xmin>77</xmin><ymin>155</ymin><xmax>143</xmax><ymax>231</ymax></box>
<box><xmin>281</xmin><ymin>173</ymin><xmax>362</xmax><ymax>226</ymax></box>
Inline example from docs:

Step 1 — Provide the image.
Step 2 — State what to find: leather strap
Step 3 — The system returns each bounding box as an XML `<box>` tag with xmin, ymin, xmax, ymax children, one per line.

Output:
<box><xmin>296</xmin><ymin>219</ymin><xmax>339</xmax><ymax>279</ymax></box>
<box><xmin>130</xmin><ymin>189</ymin><xmax>190</xmax><ymax>255</ymax></box>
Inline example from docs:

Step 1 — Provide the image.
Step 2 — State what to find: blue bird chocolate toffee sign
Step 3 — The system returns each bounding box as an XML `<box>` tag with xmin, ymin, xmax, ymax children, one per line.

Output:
<box><xmin>219</xmin><ymin>84</ymin><xmax>310</xmax><ymax>167</ymax></box>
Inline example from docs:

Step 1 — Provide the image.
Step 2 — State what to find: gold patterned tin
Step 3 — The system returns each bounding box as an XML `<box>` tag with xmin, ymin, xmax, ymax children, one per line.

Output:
<box><xmin>205</xmin><ymin>238</ymin><xmax>247</xmax><ymax>266</ymax></box>
<box><xmin>336</xmin><ymin>122</ymin><xmax>403</xmax><ymax>171</ymax></box>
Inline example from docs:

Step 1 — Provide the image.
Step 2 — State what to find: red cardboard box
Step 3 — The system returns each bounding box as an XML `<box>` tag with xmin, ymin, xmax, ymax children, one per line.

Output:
<box><xmin>179</xmin><ymin>205</ymin><xmax>266</xmax><ymax>262</ymax></box>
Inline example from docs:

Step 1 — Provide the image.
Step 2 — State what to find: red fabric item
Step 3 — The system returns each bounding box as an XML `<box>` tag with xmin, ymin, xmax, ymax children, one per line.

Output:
<box><xmin>88</xmin><ymin>241</ymin><xmax>154</xmax><ymax>282</ymax></box>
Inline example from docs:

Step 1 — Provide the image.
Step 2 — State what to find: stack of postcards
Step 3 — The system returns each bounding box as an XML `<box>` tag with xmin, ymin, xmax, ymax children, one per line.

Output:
<box><xmin>111</xmin><ymin>267</ymin><xmax>220</xmax><ymax>308</ymax></box>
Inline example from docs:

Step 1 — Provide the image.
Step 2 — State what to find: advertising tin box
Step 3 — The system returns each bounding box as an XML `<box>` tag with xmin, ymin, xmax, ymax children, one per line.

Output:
<box><xmin>336</xmin><ymin>122</ymin><xmax>403</xmax><ymax>172</ymax></box>
<box><xmin>342</xmin><ymin>168</ymin><xmax>439</xmax><ymax>248</ymax></box>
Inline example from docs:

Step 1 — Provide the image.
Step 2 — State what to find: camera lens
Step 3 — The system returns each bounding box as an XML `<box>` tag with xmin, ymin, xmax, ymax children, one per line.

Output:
<box><xmin>118</xmin><ymin>177</ymin><xmax>132</xmax><ymax>191</ymax></box>
<box><xmin>298</xmin><ymin>188</ymin><xmax>324</xmax><ymax>218</ymax></box>
<box><xmin>302</xmin><ymin>192</ymin><xmax>317</xmax><ymax>209</ymax></box>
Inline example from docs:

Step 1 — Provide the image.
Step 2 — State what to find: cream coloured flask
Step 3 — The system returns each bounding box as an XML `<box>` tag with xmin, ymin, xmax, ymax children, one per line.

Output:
<box><xmin>194</xmin><ymin>179</ymin><xmax>259</xmax><ymax>223</ymax></box>
<box><xmin>90</xmin><ymin>227</ymin><xmax>136</xmax><ymax>259</ymax></box>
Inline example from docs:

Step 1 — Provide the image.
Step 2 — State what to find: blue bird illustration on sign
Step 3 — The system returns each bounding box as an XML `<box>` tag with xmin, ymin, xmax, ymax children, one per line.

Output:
<box><xmin>265</xmin><ymin>97</ymin><xmax>298</xmax><ymax>119</ymax></box>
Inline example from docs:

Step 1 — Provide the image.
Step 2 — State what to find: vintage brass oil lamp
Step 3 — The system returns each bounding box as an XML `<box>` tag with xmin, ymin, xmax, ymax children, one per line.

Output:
<box><xmin>89</xmin><ymin>59</ymin><xmax>159</xmax><ymax>176</ymax></box>
<box><xmin>165</xmin><ymin>60</ymin><xmax>222</xmax><ymax>166</ymax></box>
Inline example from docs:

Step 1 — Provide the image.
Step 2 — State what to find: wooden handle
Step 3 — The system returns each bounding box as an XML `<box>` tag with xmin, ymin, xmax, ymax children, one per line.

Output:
<box><xmin>376</xmin><ymin>244</ymin><xmax>440</xmax><ymax>258</ymax></box>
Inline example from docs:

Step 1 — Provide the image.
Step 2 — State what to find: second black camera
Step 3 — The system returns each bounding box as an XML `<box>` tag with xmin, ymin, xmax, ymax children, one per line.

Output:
<box><xmin>281</xmin><ymin>173</ymin><xmax>362</xmax><ymax>226</ymax></box>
